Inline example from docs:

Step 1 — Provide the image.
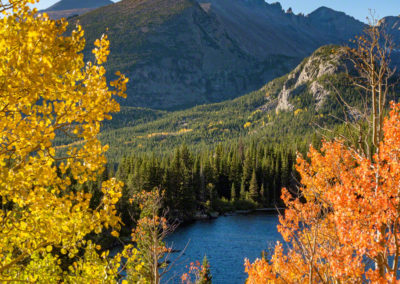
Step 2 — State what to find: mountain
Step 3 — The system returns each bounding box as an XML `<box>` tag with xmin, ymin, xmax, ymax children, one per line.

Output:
<box><xmin>94</xmin><ymin>45</ymin><xmax>365</xmax><ymax>162</ymax></box>
<box><xmin>42</xmin><ymin>0</ymin><xmax>113</xmax><ymax>19</ymax></box>
<box><xmin>274</xmin><ymin>45</ymin><xmax>356</xmax><ymax>112</ymax></box>
<box><xmin>71</xmin><ymin>0</ymin><xmax>367</xmax><ymax>110</ymax></box>
<box><xmin>379</xmin><ymin>16</ymin><xmax>400</xmax><ymax>66</ymax></box>
<box><xmin>379</xmin><ymin>16</ymin><xmax>400</xmax><ymax>40</ymax></box>
<box><xmin>72</xmin><ymin>0</ymin><xmax>299</xmax><ymax>110</ymax></box>
<box><xmin>196</xmin><ymin>1</ymin><xmax>364</xmax><ymax>59</ymax></box>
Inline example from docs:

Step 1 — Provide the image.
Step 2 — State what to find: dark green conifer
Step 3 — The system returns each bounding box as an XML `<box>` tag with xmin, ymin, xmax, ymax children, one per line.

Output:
<box><xmin>198</xmin><ymin>255</ymin><xmax>212</xmax><ymax>284</ymax></box>
<box><xmin>230</xmin><ymin>183</ymin><xmax>236</xmax><ymax>201</ymax></box>
<box><xmin>249</xmin><ymin>170</ymin><xmax>258</xmax><ymax>203</ymax></box>
<box><xmin>240</xmin><ymin>180</ymin><xmax>246</xmax><ymax>200</ymax></box>
<box><xmin>260</xmin><ymin>183</ymin><xmax>265</xmax><ymax>206</ymax></box>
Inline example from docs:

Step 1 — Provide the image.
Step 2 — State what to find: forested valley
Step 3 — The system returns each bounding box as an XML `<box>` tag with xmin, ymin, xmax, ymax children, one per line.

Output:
<box><xmin>77</xmin><ymin>142</ymin><xmax>296</xmax><ymax>225</ymax></box>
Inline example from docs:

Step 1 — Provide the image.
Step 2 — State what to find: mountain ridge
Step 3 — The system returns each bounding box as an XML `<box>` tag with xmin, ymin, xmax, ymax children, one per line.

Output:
<box><xmin>41</xmin><ymin>0</ymin><xmax>114</xmax><ymax>19</ymax></box>
<box><xmin>69</xmin><ymin>0</ymin><xmax>369</xmax><ymax>110</ymax></box>
<box><xmin>70</xmin><ymin>0</ymin><xmax>300</xmax><ymax>109</ymax></box>
<box><xmin>197</xmin><ymin>0</ymin><xmax>365</xmax><ymax>59</ymax></box>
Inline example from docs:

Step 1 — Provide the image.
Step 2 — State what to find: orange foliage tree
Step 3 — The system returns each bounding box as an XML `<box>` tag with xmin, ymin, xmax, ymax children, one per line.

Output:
<box><xmin>245</xmin><ymin>101</ymin><xmax>400</xmax><ymax>283</ymax></box>
<box><xmin>181</xmin><ymin>256</ymin><xmax>212</xmax><ymax>284</ymax></box>
<box><xmin>129</xmin><ymin>190</ymin><xmax>178</xmax><ymax>284</ymax></box>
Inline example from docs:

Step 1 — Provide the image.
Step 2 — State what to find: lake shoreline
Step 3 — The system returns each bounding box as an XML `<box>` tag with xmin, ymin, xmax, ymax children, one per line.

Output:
<box><xmin>181</xmin><ymin>208</ymin><xmax>282</xmax><ymax>227</ymax></box>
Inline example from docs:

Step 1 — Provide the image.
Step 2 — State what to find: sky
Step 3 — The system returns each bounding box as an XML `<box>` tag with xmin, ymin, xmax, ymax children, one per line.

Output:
<box><xmin>33</xmin><ymin>0</ymin><xmax>400</xmax><ymax>23</ymax></box>
<box><xmin>273</xmin><ymin>0</ymin><xmax>400</xmax><ymax>23</ymax></box>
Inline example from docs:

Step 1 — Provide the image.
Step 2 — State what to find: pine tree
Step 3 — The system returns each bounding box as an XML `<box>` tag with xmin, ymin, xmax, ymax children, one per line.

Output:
<box><xmin>180</xmin><ymin>146</ymin><xmax>196</xmax><ymax>218</ymax></box>
<box><xmin>249</xmin><ymin>170</ymin><xmax>259</xmax><ymax>203</ymax></box>
<box><xmin>273</xmin><ymin>154</ymin><xmax>282</xmax><ymax>206</ymax></box>
<box><xmin>198</xmin><ymin>255</ymin><xmax>212</xmax><ymax>284</ymax></box>
<box><xmin>231</xmin><ymin>183</ymin><xmax>236</xmax><ymax>201</ymax></box>
<box><xmin>242</xmin><ymin>149</ymin><xmax>254</xmax><ymax>188</ymax></box>
<box><xmin>280</xmin><ymin>151</ymin><xmax>290</xmax><ymax>189</ymax></box>
<box><xmin>240</xmin><ymin>180</ymin><xmax>246</xmax><ymax>200</ymax></box>
<box><xmin>193</xmin><ymin>157</ymin><xmax>202</xmax><ymax>201</ymax></box>
<box><xmin>229</xmin><ymin>151</ymin><xmax>242</xmax><ymax>188</ymax></box>
<box><xmin>260</xmin><ymin>183</ymin><xmax>265</xmax><ymax>206</ymax></box>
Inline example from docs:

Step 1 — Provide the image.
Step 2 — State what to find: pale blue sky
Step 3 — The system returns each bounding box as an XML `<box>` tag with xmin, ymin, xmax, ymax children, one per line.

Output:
<box><xmin>33</xmin><ymin>0</ymin><xmax>400</xmax><ymax>23</ymax></box>
<box><xmin>274</xmin><ymin>0</ymin><xmax>400</xmax><ymax>23</ymax></box>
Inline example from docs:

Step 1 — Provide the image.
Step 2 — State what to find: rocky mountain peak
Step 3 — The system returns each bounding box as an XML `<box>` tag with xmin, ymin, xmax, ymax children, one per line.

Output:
<box><xmin>378</xmin><ymin>16</ymin><xmax>400</xmax><ymax>26</ymax></box>
<box><xmin>378</xmin><ymin>16</ymin><xmax>400</xmax><ymax>39</ymax></box>
<box><xmin>308</xmin><ymin>6</ymin><xmax>340</xmax><ymax>18</ymax></box>
<box><xmin>276</xmin><ymin>46</ymin><xmax>353</xmax><ymax>112</ymax></box>
<box><xmin>286</xmin><ymin>7</ymin><xmax>293</xmax><ymax>14</ymax></box>
<box><xmin>268</xmin><ymin>2</ymin><xmax>283</xmax><ymax>13</ymax></box>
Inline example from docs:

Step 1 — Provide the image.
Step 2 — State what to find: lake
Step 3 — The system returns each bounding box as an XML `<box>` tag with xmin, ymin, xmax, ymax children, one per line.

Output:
<box><xmin>163</xmin><ymin>212</ymin><xmax>281</xmax><ymax>284</ymax></box>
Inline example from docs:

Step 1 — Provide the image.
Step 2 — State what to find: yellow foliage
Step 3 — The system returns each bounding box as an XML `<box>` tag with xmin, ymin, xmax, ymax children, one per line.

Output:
<box><xmin>244</xmin><ymin>122</ymin><xmax>252</xmax><ymax>129</ymax></box>
<box><xmin>177</xmin><ymin>128</ymin><xmax>193</xmax><ymax>134</ymax></box>
<box><xmin>294</xmin><ymin>108</ymin><xmax>303</xmax><ymax>116</ymax></box>
<box><xmin>147</xmin><ymin>132</ymin><xmax>170</xmax><ymax>138</ymax></box>
<box><xmin>207</xmin><ymin>121</ymin><xmax>223</xmax><ymax>128</ymax></box>
<box><xmin>249</xmin><ymin>109</ymin><xmax>261</xmax><ymax>118</ymax></box>
<box><xmin>0</xmin><ymin>0</ymin><xmax>141</xmax><ymax>281</ymax></box>
<box><xmin>146</xmin><ymin>128</ymin><xmax>193</xmax><ymax>138</ymax></box>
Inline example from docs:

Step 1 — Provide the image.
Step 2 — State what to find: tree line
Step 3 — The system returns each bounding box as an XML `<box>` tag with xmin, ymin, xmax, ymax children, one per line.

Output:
<box><xmin>114</xmin><ymin>142</ymin><xmax>296</xmax><ymax>222</ymax></box>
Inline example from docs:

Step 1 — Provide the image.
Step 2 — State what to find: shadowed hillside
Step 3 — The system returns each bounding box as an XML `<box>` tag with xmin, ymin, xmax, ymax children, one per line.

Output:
<box><xmin>70</xmin><ymin>0</ymin><xmax>367</xmax><ymax>110</ymax></box>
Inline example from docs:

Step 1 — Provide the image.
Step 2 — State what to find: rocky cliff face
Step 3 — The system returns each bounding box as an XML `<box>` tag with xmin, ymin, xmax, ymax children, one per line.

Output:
<box><xmin>274</xmin><ymin>46</ymin><xmax>354</xmax><ymax>112</ymax></box>
<box><xmin>379</xmin><ymin>16</ymin><xmax>400</xmax><ymax>66</ymax></box>
<box><xmin>380</xmin><ymin>16</ymin><xmax>400</xmax><ymax>41</ymax></box>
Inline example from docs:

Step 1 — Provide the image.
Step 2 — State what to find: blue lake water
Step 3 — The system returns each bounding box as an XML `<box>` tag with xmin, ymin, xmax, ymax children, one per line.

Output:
<box><xmin>163</xmin><ymin>212</ymin><xmax>281</xmax><ymax>284</ymax></box>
